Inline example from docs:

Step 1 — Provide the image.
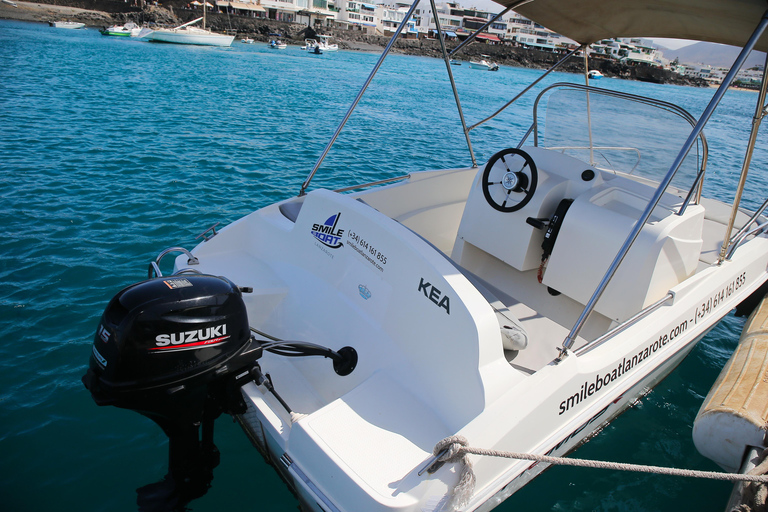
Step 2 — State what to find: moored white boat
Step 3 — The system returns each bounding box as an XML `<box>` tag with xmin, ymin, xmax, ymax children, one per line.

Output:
<box><xmin>469</xmin><ymin>55</ymin><xmax>499</xmax><ymax>71</ymax></box>
<box><xmin>267</xmin><ymin>32</ymin><xmax>287</xmax><ymax>49</ymax></box>
<box><xmin>317</xmin><ymin>34</ymin><xmax>339</xmax><ymax>51</ymax></box>
<box><xmin>302</xmin><ymin>37</ymin><xmax>336</xmax><ymax>53</ymax></box>
<box><xmin>50</xmin><ymin>21</ymin><xmax>85</xmax><ymax>29</ymax></box>
<box><xmin>588</xmin><ymin>69</ymin><xmax>604</xmax><ymax>79</ymax></box>
<box><xmin>83</xmin><ymin>1</ymin><xmax>768</xmax><ymax>511</ymax></box>
<box><xmin>100</xmin><ymin>22</ymin><xmax>142</xmax><ymax>37</ymax></box>
<box><xmin>142</xmin><ymin>17</ymin><xmax>234</xmax><ymax>47</ymax></box>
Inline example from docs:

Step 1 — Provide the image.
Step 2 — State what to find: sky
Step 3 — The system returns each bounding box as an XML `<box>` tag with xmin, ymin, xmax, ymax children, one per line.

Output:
<box><xmin>648</xmin><ymin>38</ymin><xmax>697</xmax><ymax>50</ymax></box>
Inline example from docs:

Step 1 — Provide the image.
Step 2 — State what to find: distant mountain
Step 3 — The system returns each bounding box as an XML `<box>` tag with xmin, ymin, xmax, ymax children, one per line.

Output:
<box><xmin>650</xmin><ymin>40</ymin><xmax>765</xmax><ymax>69</ymax></box>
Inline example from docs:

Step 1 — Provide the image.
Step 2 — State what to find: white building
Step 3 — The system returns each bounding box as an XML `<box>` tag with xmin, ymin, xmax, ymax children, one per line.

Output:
<box><xmin>509</xmin><ymin>30</ymin><xmax>561</xmax><ymax>51</ymax></box>
<box><xmin>223</xmin><ymin>0</ymin><xmax>336</xmax><ymax>25</ymax></box>
<box><xmin>412</xmin><ymin>1</ymin><xmax>463</xmax><ymax>37</ymax></box>
<box><xmin>410</xmin><ymin>3</ymin><xmax>569</xmax><ymax>48</ymax></box>
<box><xmin>335</xmin><ymin>0</ymin><xmax>378</xmax><ymax>31</ymax></box>
<box><xmin>408</xmin><ymin>2</ymin><xmax>505</xmax><ymax>42</ymax></box>
<box><xmin>590</xmin><ymin>38</ymin><xmax>661</xmax><ymax>65</ymax></box>
<box><xmin>219</xmin><ymin>0</ymin><xmax>576</xmax><ymax>46</ymax></box>
<box><xmin>377</xmin><ymin>2</ymin><xmax>418</xmax><ymax>36</ymax></box>
<box><xmin>216</xmin><ymin>0</ymin><xmax>267</xmax><ymax>18</ymax></box>
<box><xmin>736</xmin><ymin>66</ymin><xmax>764</xmax><ymax>85</ymax></box>
<box><xmin>504</xmin><ymin>11</ymin><xmax>564</xmax><ymax>50</ymax></box>
<box><xmin>676</xmin><ymin>64</ymin><xmax>732</xmax><ymax>84</ymax></box>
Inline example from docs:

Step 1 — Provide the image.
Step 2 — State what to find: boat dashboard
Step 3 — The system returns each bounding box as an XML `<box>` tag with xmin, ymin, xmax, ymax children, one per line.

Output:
<box><xmin>453</xmin><ymin>146</ymin><xmax>705</xmax><ymax>325</ymax></box>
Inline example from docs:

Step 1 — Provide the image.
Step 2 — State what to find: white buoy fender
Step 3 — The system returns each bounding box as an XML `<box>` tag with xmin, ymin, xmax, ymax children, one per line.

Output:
<box><xmin>692</xmin><ymin>294</ymin><xmax>768</xmax><ymax>472</ymax></box>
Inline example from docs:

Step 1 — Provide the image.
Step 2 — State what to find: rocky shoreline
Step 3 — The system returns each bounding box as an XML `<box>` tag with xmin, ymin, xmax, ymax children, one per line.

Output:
<box><xmin>1</xmin><ymin>0</ymin><xmax>708</xmax><ymax>87</ymax></box>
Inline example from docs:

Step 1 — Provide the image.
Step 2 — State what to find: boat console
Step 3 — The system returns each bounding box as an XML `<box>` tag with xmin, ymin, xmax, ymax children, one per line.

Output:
<box><xmin>453</xmin><ymin>146</ymin><xmax>705</xmax><ymax>324</ymax></box>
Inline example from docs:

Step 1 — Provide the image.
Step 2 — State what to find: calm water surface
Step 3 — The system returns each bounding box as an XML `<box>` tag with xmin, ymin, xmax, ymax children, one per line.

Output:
<box><xmin>1</xmin><ymin>19</ymin><xmax>767</xmax><ymax>511</ymax></box>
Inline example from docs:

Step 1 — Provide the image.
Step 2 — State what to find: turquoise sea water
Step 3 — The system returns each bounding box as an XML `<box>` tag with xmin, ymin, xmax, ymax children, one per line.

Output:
<box><xmin>2</xmin><ymin>19</ymin><xmax>767</xmax><ymax>512</ymax></box>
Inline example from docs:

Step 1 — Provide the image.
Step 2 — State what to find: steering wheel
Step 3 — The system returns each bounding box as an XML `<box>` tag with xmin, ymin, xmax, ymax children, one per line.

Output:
<box><xmin>482</xmin><ymin>148</ymin><xmax>538</xmax><ymax>213</ymax></box>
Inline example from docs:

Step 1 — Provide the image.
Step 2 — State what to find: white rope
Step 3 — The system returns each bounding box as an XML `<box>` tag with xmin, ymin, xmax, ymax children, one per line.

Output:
<box><xmin>433</xmin><ymin>436</ymin><xmax>475</xmax><ymax>511</ymax></box>
<box><xmin>432</xmin><ymin>437</ymin><xmax>768</xmax><ymax>511</ymax></box>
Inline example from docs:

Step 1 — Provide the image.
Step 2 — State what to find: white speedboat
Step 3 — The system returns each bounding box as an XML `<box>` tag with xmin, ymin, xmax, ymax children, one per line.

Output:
<box><xmin>588</xmin><ymin>69</ymin><xmax>604</xmax><ymax>79</ymax></box>
<box><xmin>267</xmin><ymin>32</ymin><xmax>287</xmax><ymax>49</ymax></box>
<box><xmin>100</xmin><ymin>22</ymin><xmax>142</xmax><ymax>37</ymax></box>
<box><xmin>302</xmin><ymin>37</ymin><xmax>335</xmax><ymax>53</ymax></box>
<box><xmin>469</xmin><ymin>55</ymin><xmax>499</xmax><ymax>71</ymax></box>
<box><xmin>241</xmin><ymin>37</ymin><xmax>254</xmax><ymax>44</ymax></box>
<box><xmin>142</xmin><ymin>17</ymin><xmax>234</xmax><ymax>47</ymax></box>
<box><xmin>49</xmin><ymin>21</ymin><xmax>85</xmax><ymax>29</ymax></box>
<box><xmin>317</xmin><ymin>34</ymin><xmax>339</xmax><ymax>51</ymax></box>
<box><xmin>83</xmin><ymin>0</ymin><xmax>768</xmax><ymax>511</ymax></box>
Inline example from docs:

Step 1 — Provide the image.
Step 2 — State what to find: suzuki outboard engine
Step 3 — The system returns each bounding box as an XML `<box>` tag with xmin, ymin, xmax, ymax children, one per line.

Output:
<box><xmin>82</xmin><ymin>274</ymin><xmax>263</xmax><ymax>511</ymax></box>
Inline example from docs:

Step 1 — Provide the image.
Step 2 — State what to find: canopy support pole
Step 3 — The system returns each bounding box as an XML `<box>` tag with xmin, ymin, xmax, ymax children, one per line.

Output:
<box><xmin>430</xmin><ymin>0</ymin><xmax>476</xmax><ymax>167</ymax></box>
<box><xmin>299</xmin><ymin>0</ymin><xmax>423</xmax><ymax>196</ymax></box>
<box><xmin>558</xmin><ymin>10</ymin><xmax>768</xmax><ymax>360</ymax></box>
<box><xmin>468</xmin><ymin>45</ymin><xmax>583</xmax><ymax>132</ymax></box>
<box><xmin>719</xmin><ymin>50</ymin><xmax>768</xmax><ymax>261</ymax></box>
<box><xmin>584</xmin><ymin>48</ymin><xmax>595</xmax><ymax>165</ymax></box>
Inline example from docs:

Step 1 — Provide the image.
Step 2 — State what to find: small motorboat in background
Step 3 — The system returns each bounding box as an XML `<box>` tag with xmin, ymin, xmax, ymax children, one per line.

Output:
<box><xmin>469</xmin><ymin>55</ymin><xmax>499</xmax><ymax>70</ymax></box>
<box><xmin>50</xmin><ymin>21</ymin><xmax>85</xmax><ymax>29</ymax></box>
<box><xmin>100</xmin><ymin>22</ymin><xmax>141</xmax><ymax>37</ymax></box>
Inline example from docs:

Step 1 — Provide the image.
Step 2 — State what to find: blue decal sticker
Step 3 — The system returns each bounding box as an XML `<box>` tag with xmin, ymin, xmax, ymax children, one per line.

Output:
<box><xmin>311</xmin><ymin>213</ymin><xmax>345</xmax><ymax>248</ymax></box>
<box><xmin>358</xmin><ymin>284</ymin><xmax>371</xmax><ymax>300</ymax></box>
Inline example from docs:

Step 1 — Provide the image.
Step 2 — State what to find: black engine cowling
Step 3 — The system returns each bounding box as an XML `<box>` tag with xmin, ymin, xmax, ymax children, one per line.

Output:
<box><xmin>84</xmin><ymin>274</ymin><xmax>256</xmax><ymax>404</ymax></box>
<box><xmin>82</xmin><ymin>274</ymin><xmax>263</xmax><ymax>511</ymax></box>
<box><xmin>83</xmin><ymin>272</ymin><xmax>358</xmax><ymax>510</ymax></box>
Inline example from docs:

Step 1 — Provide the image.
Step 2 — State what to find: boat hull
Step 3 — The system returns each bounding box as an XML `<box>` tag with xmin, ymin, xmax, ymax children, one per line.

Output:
<box><xmin>469</xmin><ymin>61</ymin><xmax>499</xmax><ymax>71</ymax></box>
<box><xmin>234</xmin><ymin>257</ymin><xmax>764</xmax><ymax>511</ymax></box>
<box><xmin>100</xmin><ymin>26</ymin><xmax>141</xmax><ymax>37</ymax></box>
<box><xmin>50</xmin><ymin>21</ymin><xmax>85</xmax><ymax>29</ymax></box>
<box><xmin>145</xmin><ymin>30</ymin><xmax>234</xmax><ymax>47</ymax></box>
<box><xmin>177</xmin><ymin>175</ymin><xmax>768</xmax><ymax>511</ymax></box>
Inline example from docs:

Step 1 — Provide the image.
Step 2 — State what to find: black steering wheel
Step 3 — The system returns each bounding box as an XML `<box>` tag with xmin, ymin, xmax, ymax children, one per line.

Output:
<box><xmin>482</xmin><ymin>148</ymin><xmax>538</xmax><ymax>213</ymax></box>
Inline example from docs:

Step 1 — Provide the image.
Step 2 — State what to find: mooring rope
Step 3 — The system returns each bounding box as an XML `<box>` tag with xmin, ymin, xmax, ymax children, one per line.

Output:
<box><xmin>433</xmin><ymin>437</ymin><xmax>475</xmax><ymax>510</ymax></box>
<box><xmin>432</xmin><ymin>436</ymin><xmax>768</xmax><ymax>511</ymax></box>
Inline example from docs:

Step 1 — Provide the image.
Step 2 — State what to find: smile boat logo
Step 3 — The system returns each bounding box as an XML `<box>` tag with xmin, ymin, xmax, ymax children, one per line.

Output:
<box><xmin>311</xmin><ymin>213</ymin><xmax>345</xmax><ymax>248</ymax></box>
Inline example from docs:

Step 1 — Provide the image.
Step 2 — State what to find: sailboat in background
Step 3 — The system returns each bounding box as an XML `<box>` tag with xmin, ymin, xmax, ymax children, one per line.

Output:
<box><xmin>141</xmin><ymin>2</ymin><xmax>233</xmax><ymax>47</ymax></box>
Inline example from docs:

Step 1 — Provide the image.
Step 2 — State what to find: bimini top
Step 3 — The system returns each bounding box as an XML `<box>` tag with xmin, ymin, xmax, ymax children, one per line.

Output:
<box><xmin>506</xmin><ymin>0</ymin><xmax>768</xmax><ymax>52</ymax></box>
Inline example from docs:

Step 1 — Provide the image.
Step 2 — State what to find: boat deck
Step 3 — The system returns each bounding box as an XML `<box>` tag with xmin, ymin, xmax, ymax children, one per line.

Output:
<box><xmin>354</xmin><ymin>151</ymin><xmax>755</xmax><ymax>374</ymax></box>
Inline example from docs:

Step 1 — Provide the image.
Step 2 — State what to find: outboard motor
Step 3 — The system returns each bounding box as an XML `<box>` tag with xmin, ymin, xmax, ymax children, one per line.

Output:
<box><xmin>82</xmin><ymin>274</ymin><xmax>263</xmax><ymax>511</ymax></box>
